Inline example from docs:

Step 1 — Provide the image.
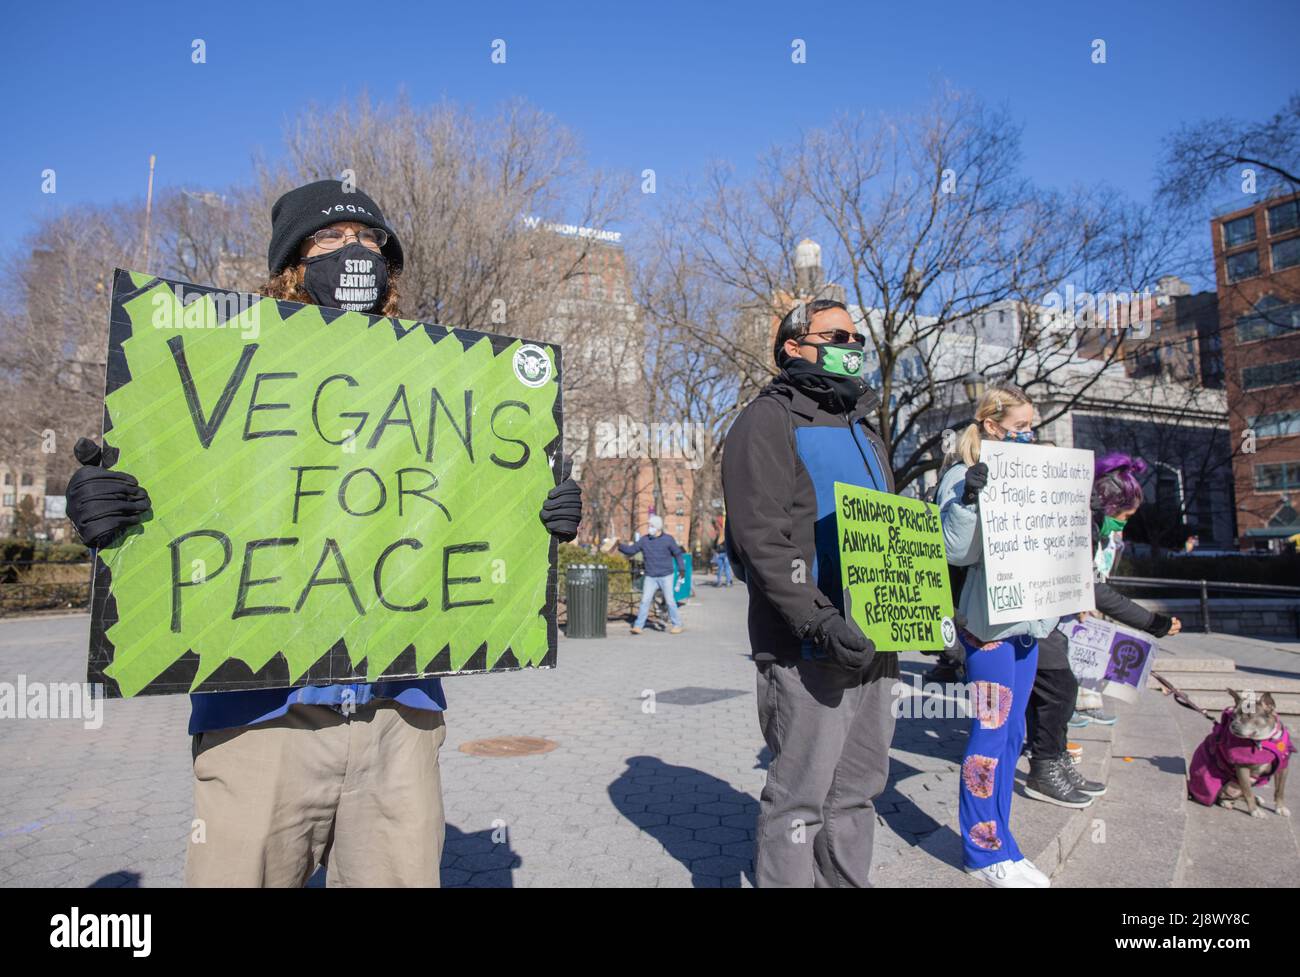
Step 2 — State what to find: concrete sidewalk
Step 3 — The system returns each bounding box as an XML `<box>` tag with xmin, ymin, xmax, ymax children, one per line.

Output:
<box><xmin>0</xmin><ymin>584</ymin><xmax>1294</xmax><ymax>887</ymax></box>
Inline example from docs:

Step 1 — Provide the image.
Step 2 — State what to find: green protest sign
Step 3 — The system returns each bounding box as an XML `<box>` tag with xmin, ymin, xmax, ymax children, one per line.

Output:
<box><xmin>87</xmin><ymin>270</ymin><xmax>561</xmax><ymax>697</ymax></box>
<box><xmin>835</xmin><ymin>481</ymin><xmax>955</xmax><ymax>651</ymax></box>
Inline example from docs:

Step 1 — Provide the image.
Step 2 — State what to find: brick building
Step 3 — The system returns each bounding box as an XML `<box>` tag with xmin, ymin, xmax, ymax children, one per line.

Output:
<box><xmin>543</xmin><ymin>225</ymin><xmax>698</xmax><ymax>548</ymax></box>
<box><xmin>1212</xmin><ymin>189</ymin><xmax>1300</xmax><ymax>550</ymax></box>
<box><xmin>1079</xmin><ymin>275</ymin><xmax>1224</xmax><ymax>390</ymax></box>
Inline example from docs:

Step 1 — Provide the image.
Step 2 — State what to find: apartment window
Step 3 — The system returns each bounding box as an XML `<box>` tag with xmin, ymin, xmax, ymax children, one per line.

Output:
<box><xmin>1225</xmin><ymin>249</ymin><xmax>1260</xmax><ymax>282</ymax></box>
<box><xmin>1267</xmin><ymin>198</ymin><xmax>1300</xmax><ymax>236</ymax></box>
<box><xmin>1255</xmin><ymin>461</ymin><xmax>1300</xmax><ymax>492</ymax></box>
<box><xmin>1222</xmin><ymin>214</ymin><xmax>1256</xmax><ymax>248</ymax></box>
<box><xmin>1237</xmin><ymin>296</ymin><xmax>1300</xmax><ymax>342</ymax></box>
<box><xmin>1272</xmin><ymin>235</ymin><xmax>1300</xmax><ymax>271</ymax></box>
<box><xmin>20</xmin><ymin>473</ymin><xmax>32</xmax><ymax>487</ymax></box>
<box><xmin>1269</xmin><ymin>504</ymin><xmax>1299</xmax><ymax>528</ymax></box>
<box><xmin>1242</xmin><ymin>359</ymin><xmax>1300</xmax><ymax>390</ymax></box>
<box><xmin>2</xmin><ymin>494</ymin><xmax>13</xmax><ymax>507</ymax></box>
<box><xmin>1249</xmin><ymin>411</ymin><xmax>1300</xmax><ymax>438</ymax></box>
<box><xmin>2</xmin><ymin>473</ymin><xmax>10</xmax><ymax>485</ymax></box>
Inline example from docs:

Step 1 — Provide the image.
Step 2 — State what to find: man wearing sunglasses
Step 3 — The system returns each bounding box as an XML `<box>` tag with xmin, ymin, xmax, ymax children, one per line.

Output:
<box><xmin>722</xmin><ymin>298</ymin><xmax>900</xmax><ymax>887</ymax></box>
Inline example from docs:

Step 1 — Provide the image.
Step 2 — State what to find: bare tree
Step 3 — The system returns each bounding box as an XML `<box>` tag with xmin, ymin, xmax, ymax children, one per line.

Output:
<box><xmin>0</xmin><ymin>203</ymin><xmax>144</xmax><ymax>468</ymax></box>
<box><xmin>1157</xmin><ymin>93</ymin><xmax>1300</xmax><ymax>209</ymax></box>
<box><xmin>675</xmin><ymin>89</ymin><xmax>1185</xmax><ymax>491</ymax></box>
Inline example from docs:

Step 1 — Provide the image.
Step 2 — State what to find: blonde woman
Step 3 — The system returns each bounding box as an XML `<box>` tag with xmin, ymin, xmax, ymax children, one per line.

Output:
<box><xmin>937</xmin><ymin>381</ymin><xmax>1057</xmax><ymax>888</ymax></box>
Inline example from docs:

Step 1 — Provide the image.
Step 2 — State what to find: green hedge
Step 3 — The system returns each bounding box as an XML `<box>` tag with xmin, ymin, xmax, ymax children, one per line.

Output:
<box><xmin>0</xmin><ymin>539</ymin><xmax>90</xmax><ymax>564</ymax></box>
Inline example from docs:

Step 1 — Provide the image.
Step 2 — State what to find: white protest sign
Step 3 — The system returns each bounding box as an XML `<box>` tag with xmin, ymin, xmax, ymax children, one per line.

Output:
<box><xmin>1062</xmin><ymin>616</ymin><xmax>1158</xmax><ymax>703</ymax></box>
<box><xmin>978</xmin><ymin>442</ymin><xmax>1094</xmax><ymax>625</ymax></box>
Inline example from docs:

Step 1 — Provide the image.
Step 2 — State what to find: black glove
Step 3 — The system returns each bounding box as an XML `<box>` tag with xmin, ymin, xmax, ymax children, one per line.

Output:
<box><xmin>1149</xmin><ymin>613</ymin><xmax>1173</xmax><ymax>638</ymax></box>
<box><xmin>810</xmin><ymin>610</ymin><xmax>877</xmax><ymax>671</ymax></box>
<box><xmin>961</xmin><ymin>462</ymin><xmax>989</xmax><ymax>505</ymax></box>
<box><xmin>539</xmin><ymin>458</ymin><xmax>582</xmax><ymax>542</ymax></box>
<box><xmin>65</xmin><ymin>438</ymin><xmax>152</xmax><ymax>549</ymax></box>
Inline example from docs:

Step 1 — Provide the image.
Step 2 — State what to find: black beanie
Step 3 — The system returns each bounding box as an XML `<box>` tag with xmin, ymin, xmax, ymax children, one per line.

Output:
<box><xmin>266</xmin><ymin>180</ymin><xmax>405</xmax><ymax>275</ymax></box>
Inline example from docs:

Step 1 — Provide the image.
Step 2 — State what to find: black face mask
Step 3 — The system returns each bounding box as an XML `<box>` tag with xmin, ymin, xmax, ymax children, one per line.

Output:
<box><xmin>779</xmin><ymin>346</ymin><xmax>870</xmax><ymax>414</ymax></box>
<box><xmin>302</xmin><ymin>243</ymin><xmax>388</xmax><ymax>313</ymax></box>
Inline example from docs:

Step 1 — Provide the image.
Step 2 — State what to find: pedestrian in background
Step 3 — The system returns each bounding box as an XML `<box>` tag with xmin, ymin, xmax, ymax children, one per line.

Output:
<box><xmin>618</xmin><ymin>515</ymin><xmax>686</xmax><ymax>634</ymax></box>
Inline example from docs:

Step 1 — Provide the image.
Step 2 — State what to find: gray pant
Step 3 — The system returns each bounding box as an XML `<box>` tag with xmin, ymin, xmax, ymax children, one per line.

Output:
<box><xmin>754</xmin><ymin>658</ymin><xmax>896</xmax><ymax>887</ymax></box>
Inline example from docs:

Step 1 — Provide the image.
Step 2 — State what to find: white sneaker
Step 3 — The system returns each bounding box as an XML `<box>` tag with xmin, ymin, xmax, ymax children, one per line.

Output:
<box><xmin>1014</xmin><ymin>857</ymin><xmax>1051</xmax><ymax>887</ymax></box>
<box><xmin>966</xmin><ymin>859</ymin><xmax>1037</xmax><ymax>888</ymax></box>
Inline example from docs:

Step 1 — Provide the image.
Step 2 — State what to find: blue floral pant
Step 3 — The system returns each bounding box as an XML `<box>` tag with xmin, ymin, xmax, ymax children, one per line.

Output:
<box><xmin>958</xmin><ymin>633</ymin><xmax>1038</xmax><ymax>869</ymax></box>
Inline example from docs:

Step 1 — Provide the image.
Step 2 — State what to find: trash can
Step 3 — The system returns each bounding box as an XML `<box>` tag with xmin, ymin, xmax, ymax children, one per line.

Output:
<box><xmin>565</xmin><ymin>564</ymin><xmax>609</xmax><ymax>638</ymax></box>
<box><xmin>672</xmin><ymin>554</ymin><xmax>693</xmax><ymax>604</ymax></box>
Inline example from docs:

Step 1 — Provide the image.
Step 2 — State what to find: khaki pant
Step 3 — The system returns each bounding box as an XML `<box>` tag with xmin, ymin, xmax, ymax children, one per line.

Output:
<box><xmin>184</xmin><ymin>701</ymin><xmax>447</xmax><ymax>887</ymax></box>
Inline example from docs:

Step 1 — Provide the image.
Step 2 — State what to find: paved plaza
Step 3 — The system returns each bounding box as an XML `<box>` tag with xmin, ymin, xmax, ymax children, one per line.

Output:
<box><xmin>1</xmin><ymin>583</ymin><xmax>1297</xmax><ymax>887</ymax></box>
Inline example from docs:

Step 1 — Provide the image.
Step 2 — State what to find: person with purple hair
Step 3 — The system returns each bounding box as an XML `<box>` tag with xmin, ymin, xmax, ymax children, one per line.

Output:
<box><xmin>1023</xmin><ymin>451</ymin><xmax>1183</xmax><ymax>808</ymax></box>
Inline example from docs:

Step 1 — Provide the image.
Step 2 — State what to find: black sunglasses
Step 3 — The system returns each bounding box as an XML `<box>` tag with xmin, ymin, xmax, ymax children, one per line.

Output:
<box><xmin>799</xmin><ymin>329</ymin><xmax>864</xmax><ymax>346</ymax></box>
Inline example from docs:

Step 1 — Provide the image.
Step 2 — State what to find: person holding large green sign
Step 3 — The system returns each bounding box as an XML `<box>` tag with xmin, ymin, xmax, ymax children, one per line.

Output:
<box><xmin>64</xmin><ymin>180</ymin><xmax>583</xmax><ymax>887</ymax></box>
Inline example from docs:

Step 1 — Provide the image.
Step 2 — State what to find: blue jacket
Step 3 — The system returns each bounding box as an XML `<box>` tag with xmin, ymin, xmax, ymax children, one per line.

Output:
<box><xmin>720</xmin><ymin>373</ymin><xmax>900</xmax><ymax>673</ymax></box>
<box><xmin>619</xmin><ymin>533</ymin><xmax>685</xmax><ymax>578</ymax></box>
<box><xmin>189</xmin><ymin>678</ymin><xmax>445</xmax><ymax>734</ymax></box>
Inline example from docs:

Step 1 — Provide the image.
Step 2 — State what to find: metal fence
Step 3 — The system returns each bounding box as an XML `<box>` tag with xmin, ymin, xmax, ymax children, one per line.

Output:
<box><xmin>1107</xmin><ymin>575</ymin><xmax>1300</xmax><ymax>634</ymax></box>
<box><xmin>1</xmin><ymin>562</ymin><xmax>651</xmax><ymax>620</ymax></box>
<box><xmin>6</xmin><ymin>564</ymin><xmax>1298</xmax><ymax>631</ymax></box>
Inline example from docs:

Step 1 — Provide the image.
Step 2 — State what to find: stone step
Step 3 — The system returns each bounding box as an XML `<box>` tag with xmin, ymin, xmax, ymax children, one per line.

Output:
<box><xmin>1152</xmin><ymin>655</ymin><xmax>1236</xmax><ymax>673</ymax></box>
<box><xmin>1053</xmin><ymin>688</ymin><xmax>1189</xmax><ymax>887</ymax></box>
<box><xmin>870</xmin><ymin>710</ymin><xmax>1117</xmax><ymax>888</ymax></box>
<box><xmin>1147</xmin><ymin>672</ymin><xmax>1300</xmax><ymax>694</ymax></box>
<box><xmin>1166</xmin><ymin>700</ymin><xmax>1300</xmax><ymax>887</ymax></box>
<box><xmin>1180</xmin><ymin>689</ymin><xmax>1300</xmax><ymax>717</ymax></box>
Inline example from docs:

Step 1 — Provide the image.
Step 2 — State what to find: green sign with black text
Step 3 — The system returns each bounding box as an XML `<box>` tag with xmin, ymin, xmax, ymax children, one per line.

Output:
<box><xmin>835</xmin><ymin>482</ymin><xmax>954</xmax><ymax>651</ymax></box>
<box><xmin>87</xmin><ymin>270</ymin><xmax>561</xmax><ymax>697</ymax></box>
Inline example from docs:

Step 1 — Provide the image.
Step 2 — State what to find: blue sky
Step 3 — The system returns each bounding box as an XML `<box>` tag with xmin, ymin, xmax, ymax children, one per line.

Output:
<box><xmin>6</xmin><ymin>0</ymin><xmax>1298</xmax><ymax>256</ymax></box>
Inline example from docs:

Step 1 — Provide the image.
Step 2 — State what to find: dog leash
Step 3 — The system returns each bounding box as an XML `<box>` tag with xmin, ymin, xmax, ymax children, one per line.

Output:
<box><xmin>1149</xmin><ymin>671</ymin><xmax>1217</xmax><ymax>721</ymax></box>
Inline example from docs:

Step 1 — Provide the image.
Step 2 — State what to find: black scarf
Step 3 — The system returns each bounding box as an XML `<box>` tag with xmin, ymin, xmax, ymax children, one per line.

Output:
<box><xmin>779</xmin><ymin>356</ymin><xmax>869</xmax><ymax>414</ymax></box>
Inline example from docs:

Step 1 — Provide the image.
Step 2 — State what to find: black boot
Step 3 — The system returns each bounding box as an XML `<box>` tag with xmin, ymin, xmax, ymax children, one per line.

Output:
<box><xmin>1056</xmin><ymin>752</ymin><xmax>1106</xmax><ymax>796</ymax></box>
<box><xmin>1024</xmin><ymin>756</ymin><xmax>1093</xmax><ymax>808</ymax></box>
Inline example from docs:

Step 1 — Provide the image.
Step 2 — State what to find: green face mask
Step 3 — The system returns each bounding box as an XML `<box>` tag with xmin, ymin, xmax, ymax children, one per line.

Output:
<box><xmin>815</xmin><ymin>343</ymin><xmax>866</xmax><ymax>378</ymax></box>
<box><xmin>1100</xmin><ymin>515</ymin><xmax>1127</xmax><ymax>537</ymax></box>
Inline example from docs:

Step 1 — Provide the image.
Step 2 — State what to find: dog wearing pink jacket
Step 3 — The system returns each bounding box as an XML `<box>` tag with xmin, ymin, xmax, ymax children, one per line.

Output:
<box><xmin>1187</xmin><ymin>691</ymin><xmax>1293</xmax><ymax>818</ymax></box>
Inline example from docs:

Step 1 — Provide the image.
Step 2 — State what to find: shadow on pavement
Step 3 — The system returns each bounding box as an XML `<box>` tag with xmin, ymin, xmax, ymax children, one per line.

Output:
<box><xmin>610</xmin><ymin>755</ymin><xmax>756</xmax><ymax>887</ymax></box>
<box><xmin>304</xmin><ymin>822</ymin><xmax>520</xmax><ymax>887</ymax></box>
<box><xmin>875</xmin><ymin>659</ymin><xmax>970</xmax><ymax>870</ymax></box>
<box><xmin>87</xmin><ymin>870</ymin><xmax>141</xmax><ymax>888</ymax></box>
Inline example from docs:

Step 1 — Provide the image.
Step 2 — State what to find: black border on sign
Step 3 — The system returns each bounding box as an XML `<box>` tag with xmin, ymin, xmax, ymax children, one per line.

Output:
<box><xmin>87</xmin><ymin>268</ymin><xmax>562</xmax><ymax>698</ymax></box>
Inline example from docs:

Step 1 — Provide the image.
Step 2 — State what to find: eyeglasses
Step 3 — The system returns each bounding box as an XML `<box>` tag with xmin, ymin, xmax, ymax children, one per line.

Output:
<box><xmin>799</xmin><ymin>329</ymin><xmax>864</xmax><ymax>346</ymax></box>
<box><xmin>310</xmin><ymin>227</ymin><xmax>389</xmax><ymax>251</ymax></box>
